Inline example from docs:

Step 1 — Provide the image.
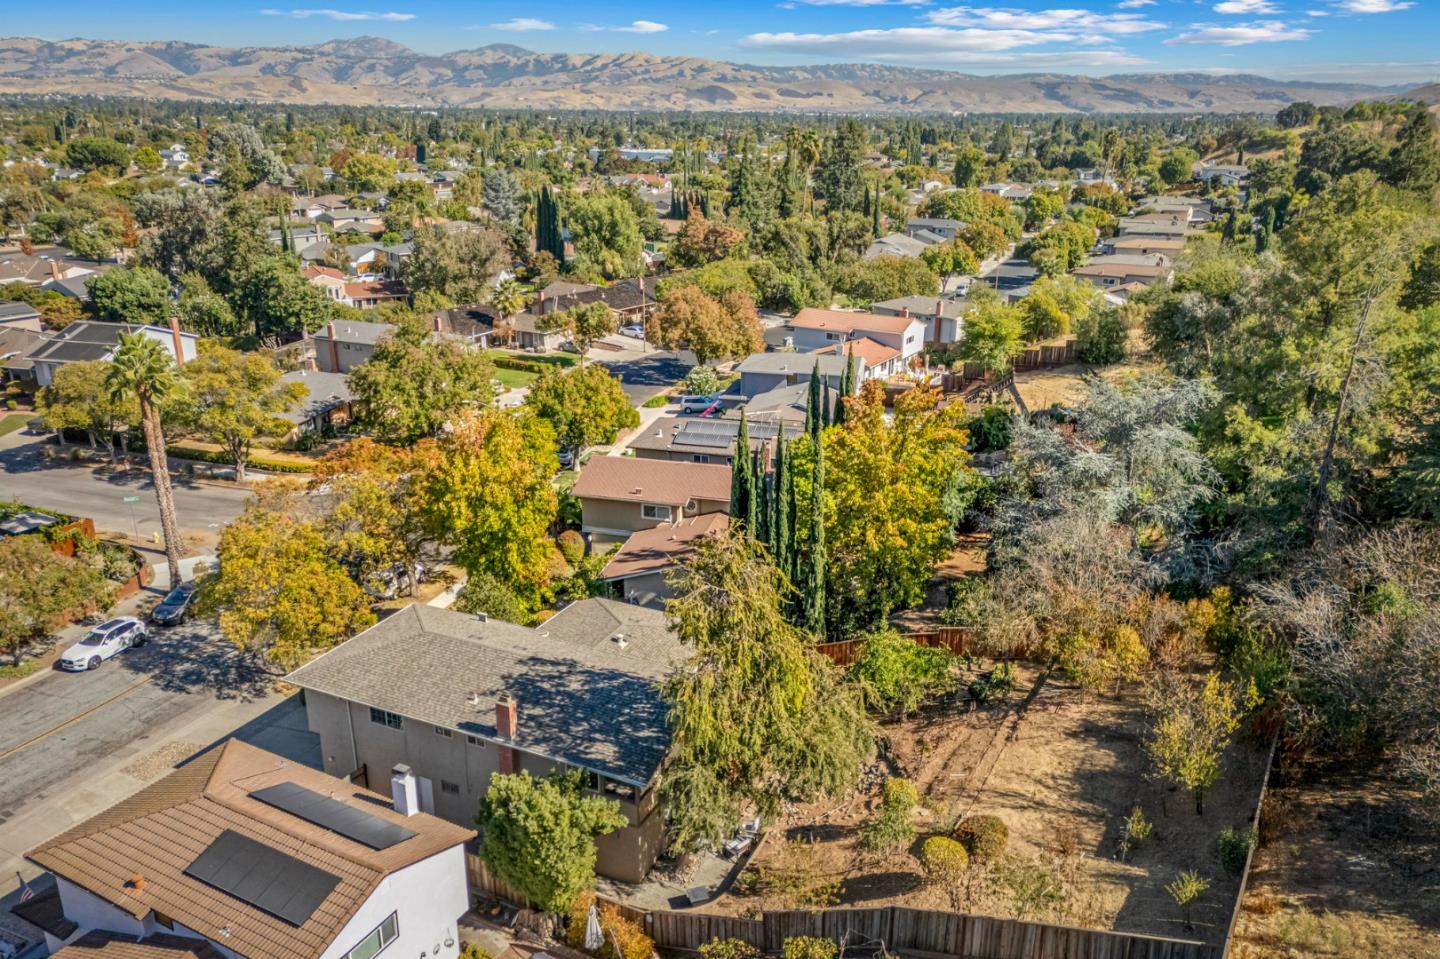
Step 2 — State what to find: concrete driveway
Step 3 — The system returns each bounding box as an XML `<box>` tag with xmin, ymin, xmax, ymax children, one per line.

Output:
<box><xmin>0</xmin><ymin>430</ymin><xmax>252</xmax><ymax>539</ymax></box>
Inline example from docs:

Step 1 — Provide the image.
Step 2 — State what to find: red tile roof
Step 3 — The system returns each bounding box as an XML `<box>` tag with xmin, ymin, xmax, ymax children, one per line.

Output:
<box><xmin>572</xmin><ymin>456</ymin><xmax>731</xmax><ymax>507</ymax></box>
<box><xmin>789</xmin><ymin>308</ymin><xmax>917</xmax><ymax>336</ymax></box>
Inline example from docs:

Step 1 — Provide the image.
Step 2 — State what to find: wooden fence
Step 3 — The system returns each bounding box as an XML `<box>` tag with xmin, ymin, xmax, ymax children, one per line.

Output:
<box><xmin>646</xmin><ymin>906</ymin><xmax>1220</xmax><ymax>959</ymax></box>
<box><xmin>816</xmin><ymin>627</ymin><xmax>974</xmax><ymax>667</ymax></box>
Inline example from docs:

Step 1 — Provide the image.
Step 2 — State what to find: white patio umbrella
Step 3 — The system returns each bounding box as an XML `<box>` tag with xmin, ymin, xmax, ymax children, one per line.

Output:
<box><xmin>584</xmin><ymin>902</ymin><xmax>604</xmax><ymax>951</ymax></box>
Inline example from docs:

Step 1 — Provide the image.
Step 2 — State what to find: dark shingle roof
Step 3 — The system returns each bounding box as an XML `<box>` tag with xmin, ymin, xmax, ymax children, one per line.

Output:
<box><xmin>286</xmin><ymin>599</ymin><xmax>684</xmax><ymax>786</ymax></box>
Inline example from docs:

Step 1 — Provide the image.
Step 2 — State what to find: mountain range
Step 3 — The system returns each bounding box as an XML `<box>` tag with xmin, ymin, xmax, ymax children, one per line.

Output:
<box><xmin>0</xmin><ymin>36</ymin><xmax>1419</xmax><ymax>114</ymax></box>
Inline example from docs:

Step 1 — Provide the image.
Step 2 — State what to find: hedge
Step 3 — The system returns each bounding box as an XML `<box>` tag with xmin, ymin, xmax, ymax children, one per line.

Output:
<box><xmin>168</xmin><ymin>446</ymin><xmax>314</xmax><ymax>474</ymax></box>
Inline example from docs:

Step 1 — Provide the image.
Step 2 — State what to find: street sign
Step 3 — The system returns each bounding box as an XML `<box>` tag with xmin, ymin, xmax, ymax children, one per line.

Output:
<box><xmin>122</xmin><ymin>495</ymin><xmax>140</xmax><ymax>503</ymax></box>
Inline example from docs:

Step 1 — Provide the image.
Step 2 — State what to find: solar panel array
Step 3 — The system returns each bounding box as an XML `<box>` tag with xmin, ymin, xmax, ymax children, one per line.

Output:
<box><xmin>184</xmin><ymin>829</ymin><xmax>341</xmax><ymax>927</ymax></box>
<box><xmin>675</xmin><ymin>419</ymin><xmax>800</xmax><ymax>448</ymax></box>
<box><xmin>250</xmin><ymin>782</ymin><xmax>417</xmax><ymax>850</ymax></box>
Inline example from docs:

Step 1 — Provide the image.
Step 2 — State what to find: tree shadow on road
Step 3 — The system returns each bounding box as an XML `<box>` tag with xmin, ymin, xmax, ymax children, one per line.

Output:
<box><xmin>120</xmin><ymin>623</ymin><xmax>272</xmax><ymax>701</ymax></box>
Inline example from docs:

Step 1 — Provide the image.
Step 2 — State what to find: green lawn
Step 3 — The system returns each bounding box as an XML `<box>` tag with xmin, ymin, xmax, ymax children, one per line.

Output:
<box><xmin>485</xmin><ymin>350</ymin><xmax>581</xmax><ymax>390</ymax></box>
<box><xmin>0</xmin><ymin>413</ymin><xmax>29</xmax><ymax>438</ymax></box>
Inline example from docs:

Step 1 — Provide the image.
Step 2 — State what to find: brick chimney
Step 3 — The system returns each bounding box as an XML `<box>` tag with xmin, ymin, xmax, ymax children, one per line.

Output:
<box><xmin>495</xmin><ymin>693</ymin><xmax>519</xmax><ymax>775</ymax></box>
<box><xmin>325</xmin><ymin>321</ymin><xmax>340</xmax><ymax>373</ymax></box>
<box><xmin>432</xmin><ymin>313</ymin><xmax>444</xmax><ymax>334</ymax></box>
<box><xmin>303</xmin><ymin>355</ymin><xmax>318</xmax><ymax>373</ymax></box>
<box><xmin>49</xmin><ymin>260</ymin><xmax>61</xmax><ymax>282</ymax></box>
<box><xmin>900</xmin><ymin>307</ymin><xmax>910</xmax><ymax>319</ymax></box>
<box><xmin>167</xmin><ymin>315</ymin><xmax>186</xmax><ymax>365</ymax></box>
<box><xmin>933</xmin><ymin>308</ymin><xmax>943</xmax><ymax>347</ymax></box>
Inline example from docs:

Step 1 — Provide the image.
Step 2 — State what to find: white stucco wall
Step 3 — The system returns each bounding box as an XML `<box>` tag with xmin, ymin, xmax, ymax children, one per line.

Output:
<box><xmin>318</xmin><ymin>844</ymin><xmax>470</xmax><ymax>959</ymax></box>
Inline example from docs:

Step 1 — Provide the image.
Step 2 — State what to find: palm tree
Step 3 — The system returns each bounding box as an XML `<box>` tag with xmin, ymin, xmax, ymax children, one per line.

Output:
<box><xmin>489</xmin><ymin>277</ymin><xmax>529</xmax><ymax>349</ymax></box>
<box><xmin>107</xmin><ymin>333</ymin><xmax>185</xmax><ymax>587</ymax></box>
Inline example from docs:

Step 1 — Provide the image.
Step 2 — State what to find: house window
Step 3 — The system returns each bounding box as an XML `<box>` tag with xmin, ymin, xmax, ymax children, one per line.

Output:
<box><xmin>342</xmin><ymin>912</ymin><xmax>399</xmax><ymax>959</ymax></box>
<box><xmin>641</xmin><ymin>504</ymin><xmax>672</xmax><ymax>521</ymax></box>
<box><xmin>466</xmin><ymin>735</ymin><xmax>486</xmax><ymax>747</ymax></box>
<box><xmin>691</xmin><ymin>454</ymin><xmax>711</xmax><ymax>464</ymax></box>
<box><xmin>825</xmin><ymin>332</ymin><xmax>844</xmax><ymax>341</ymax></box>
<box><xmin>434</xmin><ymin>726</ymin><xmax>452</xmax><ymax>738</ymax></box>
<box><xmin>153</xmin><ymin>911</ymin><xmax>174</xmax><ymax>930</ymax></box>
<box><xmin>441</xmin><ymin>780</ymin><xmax>461</xmax><ymax>795</ymax></box>
<box><xmin>369</xmin><ymin>707</ymin><xmax>403</xmax><ymax>730</ymax></box>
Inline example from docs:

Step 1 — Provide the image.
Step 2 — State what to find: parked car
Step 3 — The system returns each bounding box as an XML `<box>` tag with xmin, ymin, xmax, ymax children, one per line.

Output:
<box><xmin>557</xmin><ymin>447</ymin><xmax>576</xmax><ymax>468</ymax></box>
<box><xmin>57</xmin><ymin>617</ymin><xmax>148</xmax><ymax>671</ymax></box>
<box><xmin>620</xmin><ymin>324</ymin><xmax>646</xmax><ymax>339</ymax></box>
<box><xmin>679</xmin><ymin>394</ymin><xmax>721</xmax><ymax>415</ymax></box>
<box><xmin>150</xmin><ymin>581</ymin><xmax>198</xmax><ymax>626</ymax></box>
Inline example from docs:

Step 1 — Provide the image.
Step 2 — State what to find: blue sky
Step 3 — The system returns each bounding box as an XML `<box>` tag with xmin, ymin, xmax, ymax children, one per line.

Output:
<box><xmin>8</xmin><ymin>0</ymin><xmax>1439</xmax><ymax>85</ymax></box>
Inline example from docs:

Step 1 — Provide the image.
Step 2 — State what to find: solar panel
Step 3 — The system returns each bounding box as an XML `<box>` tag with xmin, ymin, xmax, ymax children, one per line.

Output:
<box><xmin>250</xmin><ymin>782</ymin><xmax>417</xmax><ymax>850</ymax></box>
<box><xmin>185</xmin><ymin>830</ymin><xmax>340</xmax><ymax>927</ymax></box>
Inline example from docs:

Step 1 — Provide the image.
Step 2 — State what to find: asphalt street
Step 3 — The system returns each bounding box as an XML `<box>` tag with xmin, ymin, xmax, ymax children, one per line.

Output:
<box><xmin>0</xmin><ymin>616</ymin><xmax>275</xmax><ymax>819</ymax></box>
<box><xmin>0</xmin><ymin>430</ymin><xmax>252</xmax><ymax>539</ymax></box>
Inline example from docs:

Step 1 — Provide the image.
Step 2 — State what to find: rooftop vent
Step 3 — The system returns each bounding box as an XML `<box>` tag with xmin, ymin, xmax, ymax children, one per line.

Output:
<box><xmin>467</xmin><ymin>692</ymin><xmax>481</xmax><ymax>707</ymax></box>
<box><xmin>611</xmin><ymin>634</ymin><xmax>629</xmax><ymax>649</ymax></box>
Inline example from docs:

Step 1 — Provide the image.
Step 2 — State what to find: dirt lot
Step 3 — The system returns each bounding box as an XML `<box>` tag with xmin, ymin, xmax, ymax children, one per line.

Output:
<box><xmin>713</xmin><ymin>672</ymin><xmax>1270</xmax><ymax>949</ymax></box>
<box><xmin>1230</xmin><ymin>774</ymin><xmax>1440</xmax><ymax>958</ymax></box>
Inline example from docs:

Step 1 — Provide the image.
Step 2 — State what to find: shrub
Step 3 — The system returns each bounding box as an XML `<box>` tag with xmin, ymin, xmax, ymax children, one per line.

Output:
<box><xmin>642</xmin><ymin>394</ymin><xmax>669</xmax><ymax>408</ymax></box>
<box><xmin>955</xmin><ymin>815</ymin><xmax>1008</xmax><ymax>862</ymax></box>
<box><xmin>1217</xmin><ymin>824</ymin><xmax>1257</xmax><ymax>875</ymax></box>
<box><xmin>455</xmin><ymin>573</ymin><xmax>527</xmax><ymax>624</ymax></box>
<box><xmin>968</xmin><ymin>662</ymin><xmax>1016</xmax><ymax>704</ymax></box>
<box><xmin>1116</xmin><ymin>805</ymin><xmax>1153</xmax><ymax>862</ymax></box>
<box><xmin>966</xmin><ymin>405</ymin><xmax>1013</xmax><ymax>452</ymax></box>
<box><xmin>461</xmin><ymin>947</ymin><xmax>493</xmax><ymax>959</ymax></box>
<box><xmin>557</xmin><ymin>529</ymin><xmax>586</xmax><ymax>566</ymax></box>
<box><xmin>992</xmin><ymin>853</ymin><xmax>1067</xmax><ymax>921</ymax></box>
<box><xmin>850</xmin><ymin>630</ymin><xmax>956</xmax><ymax>715</ymax></box>
<box><xmin>1075</xmin><ymin>308</ymin><xmax>1129</xmax><ymax>365</ymax></box>
<box><xmin>567</xmin><ymin>891</ymin><xmax>655</xmax><ymax>959</ymax></box>
<box><xmin>921</xmin><ymin>829</ymin><xmax>967</xmax><ymax>881</ymax></box>
<box><xmin>699</xmin><ymin>939</ymin><xmax>760</xmax><ymax>959</ymax></box>
<box><xmin>1166</xmin><ymin>869</ymin><xmax>1210</xmax><ymax>931</ymax></box>
<box><xmin>860</xmin><ymin>778</ymin><xmax>919</xmax><ymax>852</ymax></box>
<box><xmin>684</xmin><ymin>366</ymin><xmax>721</xmax><ymax>396</ymax></box>
<box><xmin>783</xmin><ymin>938</ymin><xmax>838</xmax><ymax>959</ymax></box>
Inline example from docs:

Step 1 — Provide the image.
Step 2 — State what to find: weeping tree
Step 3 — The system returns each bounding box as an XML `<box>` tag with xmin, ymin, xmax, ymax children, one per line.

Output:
<box><xmin>660</xmin><ymin>529</ymin><xmax>872</xmax><ymax>853</ymax></box>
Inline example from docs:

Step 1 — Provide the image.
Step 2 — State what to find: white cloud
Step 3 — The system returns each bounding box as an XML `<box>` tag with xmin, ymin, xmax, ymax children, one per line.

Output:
<box><xmin>1335</xmin><ymin>0</ymin><xmax>1412</xmax><ymax>11</ymax></box>
<box><xmin>488</xmin><ymin>17</ymin><xmax>555</xmax><ymax>30</ymax></box>
<box><xmin>1117</xmin><ymin>0</ymin><xmax>1156</xmax><ymax>7</ymax></box>
<box><xmin>260</xmin><ymin>7</ymin><xmax>415</xmax><ymax>20</ymax></box>
<box><xmin>740</xmin><ymin>26</ymin><xmax>1150</xmax><ymax>65</ymax></box>
<box><xmin>1213</xmin><ymin>0</ymin><xmax>1277</xmax><ymax>13</ymax></box>
<box><xmin>1165</xmin><ymin>19</ymin><xmax>1312</xmax><ymax>42</ymax></box>
<box><xmin>1305</xmin><ymin>8</ymin><xmax>1329</xmax><ymax>14</ymax></box>
<box><xmin>616</xmin><ymin>20</ymin><xmax>670</xmax><ymax>32</ymax></box>
<box><xmin>926</xmin><ymin>6</ymin><xmax>1166</xmax><ymax>33</ymax></box>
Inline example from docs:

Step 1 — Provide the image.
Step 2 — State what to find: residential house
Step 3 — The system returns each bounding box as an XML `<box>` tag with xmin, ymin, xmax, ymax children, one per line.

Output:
<box><xmin>1194</xmin><ymin>162</ymin><xmax>1249</xmax><ymax>187</ymax></box>
<box><xmin>600</xmin><ymin>513</ymin><xmax>730</xmax><ymax>607</ymax></box>
<box><xmin>506</xmin><ymin>312</ymin><xmax>569</xmax><ymax>352</ymax></box>
<box><xmin>43</xmin><ymin>276</ymin><xmax>94</xmax><ymax>302</ymax></box>
<box><xmin>27</xmin><ymin>320</ymin><xmax>198</xmax><ymax>388</ymax></box>
<box><xmin>980</xmin><ymin>182</ymin><xmax>1034</xmax><ymax>201</ymax></box>
<box><xmin>532</xmin><ymin>277</ymin><xmax>660</xmax><ymax>326</ymax></box>
<box><xmin>741</xmin><ymin>382</ymin><xmax>840</xmax><ymax>427</ymax></box>
<box><xmin>627</xmin><ymin>415</ymin><xmax>804</xmax><ymax>465</ymax></box>
<box><xmin>786</xmin><ymin>307</ymin><xmax>927</xmax><ymax>365</ymax></box>
<box><xmin>0</xmin><ymin>326</ymin><xmax>45</xmax><ymax>383</ymax></box>
<box><xmin>158</xmin><ymin>143</ymin><xmax>189</xmax><ymax>168</ymax></box>
<box><xmin>21</xmin><ymin>739</ymin><xmax>473</xmax><ymax>959</ymax></box>
<box><xmin>312</xmin><ymin>320</ymin><xmax>396</xmax><ymax>374</ymax></box>
<box><xmin>269</xmin><ymin>224</ymin><xmax>327</xmax><ymax>248</ymax></box>
<box><xmin>905</xmin><ymin>218</ymin><xmax>964</xmax><ymax>242</ymax></box>
<box><xmin>280</xmin><ymin>366</ymin><xmax>354</xmax><ymax>436</ymax></box>
<box><xmin>342</xmin><ymin>280</ymin><xmax>408</xmax><ymax>310</ymax></box>
<box><xmin>286</xmin><ymin>598</ymin><xmax>687</xmax><ymax>882</ymax></box>
<box><xmin>0</xmin><ymin>301</ymin><xmax>42</xmax><ymax>332</ymax></box>
<box><xmin>430</xmin><ymin>305</ymin><xmax>497</xmax><ymax>347</ymax></box>
<box><xmin>1072</xmin><ymin>254</ymin><xmax>1172</xmax><ymax>289</ymax></box>
<box><xmin>571</xmin><ymin>456</ymin><xmax>731</xmax><ymax>542</ymax></box>
<box><xmin>302</xmin><ymin>265</ymin><xmax>348</xmax><ymax>303</ymax></box>
<box><xmin>872</xmin><ymin>294</ymin><xmax>967</xmax><ymax>346</ymax></box>
<box><xmin>1099</xmin><ymin>235</ymin><xmax>1187</xmax><ymax>257</ymax></box>
<box><xmin>864</xmin><ymin>232</ymin><xmax>929</xmax><ymax>260</ymax></box>
<box><xmin>1116</xmin><ymin>218</ymin><xmax>1190</xmax><ymax>239</ymax></box>
<box><xmin>735</xmin><ymin>351</ymin><xmax>853</xmax><ymax>399</ymax></box>
<box><xmin>0</xmin><ymin>253</ymin><xmax>96</xmax><ymax>288</ymax></box>
<box><xmin>316</xmin><ymin>209</ymin><xmax>383</xmax><ymax>233</ymax></box>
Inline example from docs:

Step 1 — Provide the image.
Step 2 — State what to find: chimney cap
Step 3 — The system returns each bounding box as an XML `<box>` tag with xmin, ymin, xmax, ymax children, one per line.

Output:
<box><xmin>392</xmin><ymin>763</ymin><xmax>413</xmax><ymax>777</ymax></box>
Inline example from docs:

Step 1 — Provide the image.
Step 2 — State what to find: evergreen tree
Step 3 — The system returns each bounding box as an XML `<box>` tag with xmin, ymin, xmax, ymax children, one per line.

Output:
<box><xmin>772</xmin><ymin>436</ymin><xmax>791</xmax><ymax>577</ymax></box>
<box><xmin>753</xmin><ymin>450</ymin><xmax>768</xmax><ymax>545</ymax></box>
<box><xmin>872</xmin><ymin>192</ymin><xmax>882</xmax><ymax>236</ymax></box>
<box><xmin>835</xmin><ymin>348</ymin><xmax>857</xmax><ymax>426</ymax></box>
<box><xmin>806</xmin><ymin>362</ymin><xmax>822</xmax><ymax>441</ymax></box>
<box><xmin>805</xmin><ymin>441</ymin><xmax>827</xmax><ymax>640</ymax></box>
<box><xmin>731</xmin><ymin>413</ymin><xmax>753</xmax><ymax>534</ymax></box>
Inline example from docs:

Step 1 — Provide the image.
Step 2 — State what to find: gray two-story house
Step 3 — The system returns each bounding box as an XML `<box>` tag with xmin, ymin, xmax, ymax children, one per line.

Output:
<box><xmin>286</xmin><ymin>598</ymin><xmax>685</xmax><ymax>883</ymax></box>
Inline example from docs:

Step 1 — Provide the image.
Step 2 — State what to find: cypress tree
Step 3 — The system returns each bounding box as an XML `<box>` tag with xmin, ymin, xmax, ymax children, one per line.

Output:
<box><xmin>872</xmin><ymin>191</ymin><xmax>882</xmax><ymax>235</ymax></box>
<box><xmin>806</xmin><ymin>362</ymin><xmax>822</xmax><ymax>442</ymax></box>
<box><xmin>804</xmin><ymin>442</ymin><xmax>827</xmax><ymax>640</ymax></box>
<box><xmin>769</xmin><ymin>435</ymin><xmax>787</xmax><ymax>567</ymax></box>
<box><xmin>862</xmin><ymin>186</ymin><xmax>871</xmax><ymax>218</ymax></box>
<box><xmin>835</xmin><ymin>348</ymin><xmax>856</xmax><ymax>426</ymax></box>
<box><xmin>750</xmin><ymin>449</ymin><xmax>765</xmax><ymax>543</ymax></box>
<box><xmin>731</xmin><ymin>413</ymin><xmax>753</xmax><ymax>534</ymax></box>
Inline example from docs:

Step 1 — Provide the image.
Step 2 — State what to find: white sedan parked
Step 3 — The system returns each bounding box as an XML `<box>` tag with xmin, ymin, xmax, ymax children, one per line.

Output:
<box><xmin>57</xmin><ymin>617</ymin><xmax>149</xmax><ymax>672</ymax></box>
